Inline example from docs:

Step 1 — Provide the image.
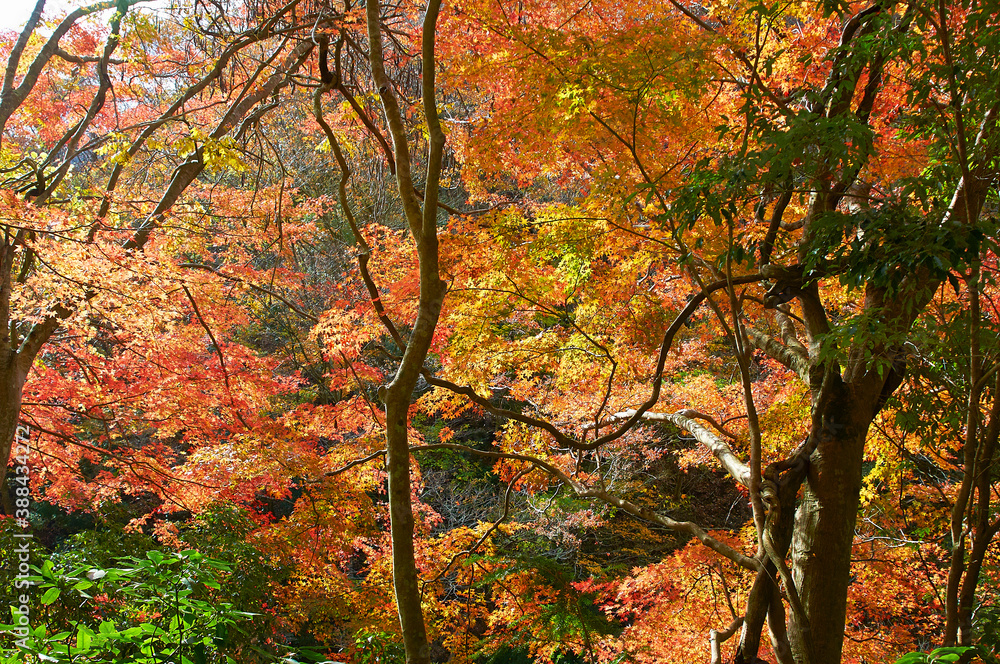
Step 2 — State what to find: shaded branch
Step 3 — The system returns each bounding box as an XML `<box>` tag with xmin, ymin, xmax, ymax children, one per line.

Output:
<box><xmin>179</xmin><ymin>262</ymin><xmax>319</xmax><ymax>324</ymax></box>
<box><xmin>180</xmin><ymin>284</ymin><xmax>249</xmax><ymax>429</ymax></box>
<box><xmin>410</xmin><ymin>442</ymin><xmax>761</xmax><ymax>571</ymax></box>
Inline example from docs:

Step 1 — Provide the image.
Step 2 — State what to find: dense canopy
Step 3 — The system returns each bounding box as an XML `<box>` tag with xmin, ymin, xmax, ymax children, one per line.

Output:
<box><xmin>1</xmin><ymin>0</ymin><xmax>999</xmax><ymax>662</ymax></box>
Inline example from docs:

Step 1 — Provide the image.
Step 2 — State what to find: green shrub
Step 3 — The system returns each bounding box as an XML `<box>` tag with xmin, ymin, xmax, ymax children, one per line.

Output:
<box><xmin>0</xmin><ymin>550</ymin><xmax>275</xmax><ymax>664</ymax></box>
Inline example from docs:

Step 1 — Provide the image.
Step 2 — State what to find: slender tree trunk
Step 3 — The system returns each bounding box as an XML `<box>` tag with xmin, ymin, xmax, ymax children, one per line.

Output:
<box><xmin>736</xmin><ymin>457</ymin><xmax>805</xmax><ymax>664</ymax></box>
<box><xmin>957</xmin><ymin>527</ymin><xmax>994</xmax><ymax>644</ymax></box>
<box><xmin>953</xmin><ymin>375</ymin><xmax>1000</xmax><ymax>645</ymax></box>
<box><xmin>363</xmin><ymin>0</ymin><xmax>447</xmax><ymax>660</ymax></box>
<box><xmin>384</xmin><ymin>278</ymin><xmax>446</xmax><ymax>664</ymax></box>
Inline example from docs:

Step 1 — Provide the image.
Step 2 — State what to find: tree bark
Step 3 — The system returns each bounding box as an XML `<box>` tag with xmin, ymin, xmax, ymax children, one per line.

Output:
<box><xmin>736</xmin><ymin>452</ymin><xmax>806</xmax><ymax>664</ymax></box>
<box><xmin>363</xmin><ymin>0</ymin><xmax>447</xmax><ymax>661</ymax></box>
<box><xmin>786</xmin><ymin>369</ymin><xmax>883</xmax><ymax>664</ymax></box>
<box><xmin>0</xmin><ymin>351</ymin><xmax>29</xmax><ymax>512</ymax></box>
<box><xmin>383</xmin><ymin>277</ymin><xmax>445</xmax><ymax>664</ymax></box>
<box><xmin>0</xmin><ymin>236</ymin><xmax>62</xmax><ymax>510</ymax></box>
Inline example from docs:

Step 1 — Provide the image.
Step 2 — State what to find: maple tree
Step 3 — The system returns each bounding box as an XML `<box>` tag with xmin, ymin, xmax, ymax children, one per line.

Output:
<box><xmin>1</xmin><ymin>0</ymin><xmax>1000</xmax><ymax>662</ymax></box>
<box><xmin>400</xmin><ymin>0</ymin><xmax>1000</xmax><ymax>661</ymax></box>
<box><xmin>0</xmin><ymin>0</ymin><xmax>315</xmax><ymax>508</ymax></box>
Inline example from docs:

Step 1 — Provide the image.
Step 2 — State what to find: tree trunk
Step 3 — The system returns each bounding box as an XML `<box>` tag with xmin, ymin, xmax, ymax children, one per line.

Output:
<box><xmin>953</xmin><ymin>388</ymin><xmax>1000</xmax><ymax>645</ymax></box>
<box><xmin>383</xmin><ymin>277</ymin><xmax>446</xmax><ymax>664</ymax></box>
<box><xmin>736</xmin><ymin>456</ymin><xmax>805</xmax><ymax>664</ymax></box>
<box><xmin>363</xmin><ymin>0</ymin><xmax>447</xmax><ymax>660</ymax></box>
<box><xmin>0</xmin><ymin>237</ymin><xmax>51</xmax><ymax>514</ymax></box>
<box><xmin>0</xmin><ymin>353</ymin><xmax>28</xmax><ymax>512</ymax></box>
<box><xmin>788</xmin><ymin>375</ymin><xmax>875</xmax><ymax>664</ymax></box>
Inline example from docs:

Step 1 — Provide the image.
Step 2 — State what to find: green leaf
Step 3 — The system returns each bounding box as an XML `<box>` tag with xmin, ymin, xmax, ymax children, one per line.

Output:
<box><xmin>75</xmin><ymin>625</ymin><xmax>94</xmax><ymax>651</ymax></box>
<box><xmin>929</xmin><ymin>646</ymin><xmax>976</xmax><ymax>663</ymax></box>
<box><xmin>38</xmin><ymin>561</ymin><xmax>56</xmax><ymax>580</ymax></box>
<box><xmin>40</xmin><ymin>587</ymin><xmax>61</xmax><ymax>605</ymax></box>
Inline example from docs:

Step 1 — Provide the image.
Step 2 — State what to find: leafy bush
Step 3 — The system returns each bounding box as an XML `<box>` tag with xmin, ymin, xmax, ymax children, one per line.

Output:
<box><xmin>895</xmin><ymin>645</ymin><xmax>992</xmax><ymax>664</ymax></box>
<box><xmin>0</xmin><ymin>549</ymin><xmax>321</xmax><ymax>664</ymax></box>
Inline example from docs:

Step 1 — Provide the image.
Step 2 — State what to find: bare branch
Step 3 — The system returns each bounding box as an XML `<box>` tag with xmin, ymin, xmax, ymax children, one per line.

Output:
<box><xmin>425</xmin><ymin>467</ymin><xmax>530</xmax><ymax>587</ymax></box>
<box><xmin>745</xmin><ymin>326</ymin><xmax>810</xmax><ymax>383</ymax></box>
<box><xmin>603</xmin><ymin>409</ymin><xmax>751</xmax><ymax>487</ymax></box>
<box><xmin>123</xmin><ymin>38</ymin><xmax>314</xmax><ymax>250</ymax></box>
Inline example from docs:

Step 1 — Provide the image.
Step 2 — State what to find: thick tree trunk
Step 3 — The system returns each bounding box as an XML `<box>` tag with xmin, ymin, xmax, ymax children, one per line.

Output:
<box><xmin>0</xmin><ymin>354</ymin><xmax>28</xmax><ymax>512</ymax></box>
<box><xmin>0</xmin><ymin>238</ymin><xmax>48</xmax><ymax>514</ymax></box>
<box><xmin>788</xmin><ymin>376</ymin><xmax>875</xmax><ymax>664</ymax></box>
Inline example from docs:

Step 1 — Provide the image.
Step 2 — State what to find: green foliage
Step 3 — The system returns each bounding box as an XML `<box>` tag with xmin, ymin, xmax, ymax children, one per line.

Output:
<box><xmin>977</xmin><ymin>604</ymin><xmax>1000</xmax><ymax>655</ymax></box>
<box><xmin>49</xmin><ymin>521</ymin><xmax>160</xmax><ymax>571</ymax></box>
<box><xmin>803</xmin><ymin>205</ymin><xmax>994</xmax><ymax>296</ymax></box>
<box><xmin>894</xmin><ymin>645</ymin><xmax>989</xmax><ymax>664</ymax></box>
<box><xmin>352</xmin><ymin>629</ymin><xmax>404</xmax><ymax>664</ymax></box>
<box><xmin>0</xmin><ymin>550</ymin><xmax>261</xmax><ymax>664</ymax></box>
<box><xmin>0</xmin><ymin>521</ymin><xmax>46</xmax><ymax>615</ymax></box>
<box><xmin>480</xmin><ymin>645</ymin><xmax>585</xmax><ymax>664</ymax></box>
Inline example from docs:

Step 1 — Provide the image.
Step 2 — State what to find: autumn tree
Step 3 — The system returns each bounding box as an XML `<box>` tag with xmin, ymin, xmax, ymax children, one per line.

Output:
<box><xmin>307</xmin><ymin>0</ymin><xmax>456</xmax><ymax>657</ymax></box>
<box><xmin>0</xmin><ymin>0</ymin><xmax>320</xmax><ymax>507</ymax></box>
<box><xmin>5</xmin><ymin>0</ymin><xmax>1000</xmax><ymax>662</ymax></box>
<box><xmin>348</xmin><ymin>0</ymin><xmax>1000</xmax><ymax>662</ymax></box>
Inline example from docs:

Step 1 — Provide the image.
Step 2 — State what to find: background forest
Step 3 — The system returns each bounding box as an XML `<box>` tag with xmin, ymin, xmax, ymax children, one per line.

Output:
<box><xmin>0</xmin><ymin>0</ymin><xmax>998</xmax><ymax>662</ymax></box>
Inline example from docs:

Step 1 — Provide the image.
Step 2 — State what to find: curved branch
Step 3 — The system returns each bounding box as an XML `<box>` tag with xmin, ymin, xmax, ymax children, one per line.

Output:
<box><xmin>178</xmin><ymin>262</ymin><xmax>319</xmax><ymax>324</ymax></box>
<box><xmin>124</xmin><ymin>38</ymin><xmax>313</xmax><ymax>251</ymax></box>
<box><xmin>95</xmin><ymin>0</ymin><xmax>302</xmax><ymax>221</ymax></box>
<box><xmin>312</xmin><ymin>71</ymin><xmax>406</xmax><ymax>349</ymax></box>
<box><xmin>745</xmin><ymin>325</ymin><xmax>810</xmax><ymax>383</ymax></box>
<box><xmin>424</xmin><ymin>273</ymin><xmax>766</xmax><ymax>451</ymax></box>
<box><xmin>710</xmin><ymin>617</ymin><xmax>744</xmax><ymax>664</ymax></box>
